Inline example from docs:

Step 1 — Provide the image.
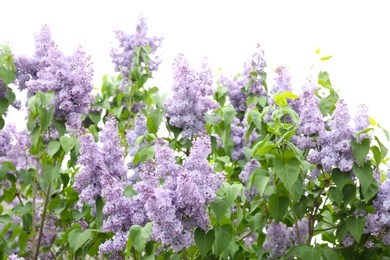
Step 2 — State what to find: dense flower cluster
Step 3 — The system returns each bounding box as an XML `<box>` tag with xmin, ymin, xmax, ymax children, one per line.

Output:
<box><xmin>239</xmin><ymin>158</ymin><xmax>261</xmax><ymax>199</ymax></box>
<box><xmin>271</xmin><ymin>66</ymin><xmax>293</xmax><ymax>94</ymax></box>
<box><xmin>0</xmin><ymin>123</ymin><xmax>35</xmax><ymax>171</ymax></box>
<box><xmin>218</xmin><ymin>75</ymin><xmax>248</xmax><ymax>112</ymax></box>
<box><xmin>307</xmin><ymin>99</ymin><xmax>355</xmax><ymax>172</ymax></box>
<box><xmin>263</xmin><ymin>218</ymin><xmax>308</xmax><ymax>258</ymax></box>
<box><xmin>218</xmin><ymin>45</ymin><xmax>267</xmax><ymax>114</ymax></box>
<box><xmin>15</xmin><ymin>25</ymin><xmax>94</xmax><ymax>129</ymax></box>
<box><xmin>111</xmin><ymin>16</ymin><xmax>163</xmax><ymax>89</ymax></box>
<box><xmin>165</xmin><ymin>54</ymin><xmax>218</xmax><ymax>139</ymax></box>
<box><xmin>244</xmin><ymin>44</ymin><xmax>267</xmax><ymax>97</ymax></box>
<box><xmin>365</xmin><ymin>173</ymin><xmax>390</xmax><ymax>245</ymax></box>
<box><xmin>126</xmin><ymin>114</ymin><xmax>148</xmax><ymax>181</ymax></box>
<box><xmin>73</xmin><ymin>115</ymin><xmax>126</xmax><ymax>205</ymax></box>
<box><xmin>134</xmin><ymin>135</ymin><xmax>224</xmax><ymax>251</ymax></box>
<box><xmin>290</xmin><ymin>80</ymin><xmax>324</xmax><ymax>150</ymax></box>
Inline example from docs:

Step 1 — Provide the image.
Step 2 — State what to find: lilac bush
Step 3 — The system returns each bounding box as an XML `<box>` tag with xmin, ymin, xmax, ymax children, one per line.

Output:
<box><xmin>3</xmin><ymin>19</ymin><xmax>390</xmax><ymax>260</ymax></box>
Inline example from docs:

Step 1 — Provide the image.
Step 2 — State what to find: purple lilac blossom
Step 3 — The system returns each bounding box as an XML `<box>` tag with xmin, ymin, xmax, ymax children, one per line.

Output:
<box><xmin>111</xmin><ymin>16</ymin><xmax>162</xmax><ymax>90</ymax></box>
<box><xmin>239</xmin><ymin>159</ymin><xmax>261</xmax><ymax>200</ymax></box>
<box><xmin>342</xmin><ymin>233</ymin><xmax>355</xmax><ymax>246</ymax></box>
<box><xmin>133</xmin><ymin>135</ymin><xmax>224</xmax><ymax>251</ymax></box>
<box><xmin>218</xmin><ymin>75</ymin><xmax>248</xmax><ymax>112</ymax></box>
<box><xmin>244</xmin><ymin>44</ymin><xmax>267</xmax><ymax>97</ymax></box>
<box><xmin>271</xmin><ymin>66</ymin><xmax>293</xmax><ymax>94</ymax></box>
<box><xmin>230</xmin><ymin>117</ymin><xmax>258</xmax><ymax>161</ymax></box>
<box><xmin>14</xmin><ymin>25</ymin><xmax>94</xmax><ymax>129</ymax></box>
<box><xmin>263</xmin><ymin>221</ymin><xmax>293</xmax><ymax>258</ymax></box>
<box><xmin>353</xmin><ymin>104</ymin><xmax>370</xmax><ymax>142</ymax></box>
<box><xmin>126</xmin><ymin>114</ymin><xmax>148</xmax><ymax>181</ymax></box>
<box><xmin>290</xmin><ymin>79</ymin><xmax>324</xmax><ymax>150</ymax></box>
<box><xmin>0</xmin><ymin>123</ymin><xmax>35</xmax><ymax>172</ymax></box>
<box><xmin>74</xmin><ymin>115</ymin><xmax>126</xmax><ymax>205</ymax></box>
<box><xmin>165</xmin><ymin>54</ymin><xmax>218</xmax><ymax>139</ymax></box>
<box><xmin>365</xmin><ymin>173</ymin><xmax>390</xmax><ymax>245</ymax></box>
<box><xmin>218</xmin><ymin>45</ymin><xmax>267</xmax><ymax>114</ymax></box>
<box><xmin>8</xmin><ymin>255</ymin><xmax>25</xmax><ymax>260</ymax></box>
<box><xmin>306</xmin><ymin>99</ymin><xmax>354</xmax><ymax>172</ymax></box>
<box><xmin>263</xmin><ymin>218</ymin><xmax>309</xmax><ymax>258</ymax></box>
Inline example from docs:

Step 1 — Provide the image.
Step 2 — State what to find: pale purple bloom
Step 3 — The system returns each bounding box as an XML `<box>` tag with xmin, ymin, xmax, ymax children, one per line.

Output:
<box><xmin>14</xmin><ymin>25</ymin><xmax>94</xmax><ymax>129</ymax></box>
<box><xmin>263</xmin><ymin>221</ymin><xmax>293</xmax><ymax>258</ymax></box>
<box><xmin>111</xmin><ymin>16</ymin><xmax>162</xmax><ymax>89</ymax></box>
<box><xmin>165</xmin><ymin>54</ymin><xmax>218</xmax><ymax>139</ymax></box>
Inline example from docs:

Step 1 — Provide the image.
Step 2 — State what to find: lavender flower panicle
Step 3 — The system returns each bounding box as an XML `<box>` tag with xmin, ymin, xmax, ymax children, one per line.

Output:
<box><xmin>165</xmin><ymin>54</ymin><xmax>218</xmax><ymax>139</ymax></box>
<box><xmin>230</xmin><ymin>117</ymin><xmax>258</xmax><ymax>161</ymax></box>
<box><xmin>290</xmin><ymin>79</ymin><xmax>324</xmax><ymax>150</ymax></box>
<box><xmin>14</xmin><ymin>25</ymin><xmax>94</xmax><ymax>130</ymax></box>
<box><xmin>133</xmin><ymin>135</ymin><xmax>224</xmax><ymax>251</ymax></box>
<box><xmin>306</xmin><ymin>99</ymin><xmax>354</xmax><ymax>173</ymax></box>
<box><xmin>111</xmin><ymin>16</ymin><xmax>163</xmax><ymax>90</ymax></box>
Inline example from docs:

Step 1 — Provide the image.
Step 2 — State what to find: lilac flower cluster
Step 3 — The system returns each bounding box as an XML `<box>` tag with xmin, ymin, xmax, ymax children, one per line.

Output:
<box><xmin>0</xmin><ymin>123</ymin><xmax>35</xmax><ymax>172</ymax></box>
<box><xmin>230</xmin><ymin>117</ymin><xmax>258</xmax><ymax>161</ymax></box>
<box><xmin>73</xmin><ymin>115</ymin><xmax>127</xmax><ymax>205</ymax></box>
<box><xmin>165</xmin><ymin>54</ymin><xmax>218</xmax><ymax>139</ymax></box>
<box><xmin>218</xmin><ymin>45</ymin><xmax>267</xmax><ymax>113</ymax></box>
<box><xmin>15</xmin><ymin>25</ymin><xmax>94</xmax><ymax>129</ymax></box>
<box><xmin>307</xmin><ymin>99</ymin><xmax>355</xmax><ymax>172</ymax></box>
<box><xmin>218</xmin><ymin>75</ymin><xmax>248</xmax><ymax>112</ymax></box>
<box><xmin>239</xmin><ymin>159</ymin><xmax>261</xmax><ymax>199</ymax></box>
<box><xmin>353</xmin><ymin>104</ymin><xmax>370</xmax><ymax>142</ymax></box>
<box><xmin>133</xmin><ymin>135</ymin><xmax>224</xmax><ymax>251</ymax></box>
<box><xmin>365</xmin><ymin>174</ymin><xmax>390</xmax><ymax>245</ymax></box>
<box><xmin>271</xmin><ymin>66</ymin><xmax>293</xmax><ymax>94</ymax></box>
<box><xmin>126</xmin><ymin>114</ymin><xmax>148</xmax><ymax>180</ymax></box>
<box><xmin>111</xmin><ymin>16</ymin><xmax>163</xmax><ymax>89</ymax></box>
<box><xmin>263</xmin><ymin>218</ymin><xmax>308</xmax><ymax>258</ymax></box>
<box><xmin>290</xmin><ymin>80</ymin><xmax>324</xmax><ymax>150</ymax></box>
<box><xmin>244</xmin><ymin>44</ymin><xmax>267</xmax><ymax>97</ymax></box>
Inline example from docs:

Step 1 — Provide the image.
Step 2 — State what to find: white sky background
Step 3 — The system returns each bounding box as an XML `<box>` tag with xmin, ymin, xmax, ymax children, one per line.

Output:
<box><xmin>2</xmin><ymin>0</ymin><xmax>390</xmax><ymax>131</ymax></box>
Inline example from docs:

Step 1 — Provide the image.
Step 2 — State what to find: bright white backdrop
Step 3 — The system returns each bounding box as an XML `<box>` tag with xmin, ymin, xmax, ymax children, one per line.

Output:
<box><xmin>2</xmin><ymin>0</ymin><xmax>389</xmax><ymax>129</ymax></box>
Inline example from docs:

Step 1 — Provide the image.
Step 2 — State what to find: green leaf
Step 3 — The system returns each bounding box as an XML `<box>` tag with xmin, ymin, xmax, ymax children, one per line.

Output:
<box><xmin>329</xmin><ymin>187</ymin><xmax>342</xmax><ymax>205</ymax></box>
<box><xmin>350</xmin><ymin>139</ymin><xmax>370</xmax><ymax>165</ymax></box>
<box><xmin>0</xmin><ymin>214</ymin><xmax>11</xmax><ymax>224</ymax></box>
<box><xmin>194</xmin><ymin>228</ymin><xmax>214</xmax><ymax>257</ymax></box>
<box><xmin>299</xmin><ymin>246</ymin><xmax>321</xmax><ymax>260</ymax></box>
<box><xmin>147</xmin><ymin>110</ymin><xmax>163</xmax><ymax>134</ymax></box>
<box><xmin>273</xmin><ymin>157</ymin><xmax>300</xmax><ymax>191</ymax></box>
<box><xmin>217</xmin><ymin>155</ymin><xmax>230</xmax><ymax>165</ymax></box>
<box><xmin>210</xmin><ymin>197</ymin><xmax>228</xmax><ymax>221</ymax></box>
<box><xmin>332</xmin><ymin>169</ymin><xmax>350</xmax><ymax>192</ymax></box>
<box><xmin>48</xmin><ymin>141</ymin><xmax>61</xmax><ymax>157</ymax></box>
<box><xmin>222</xmin><ymin>106</ymin><xmax>236</xmax><ymax>127</ymax></box>
<box><xmin>268</xmin><ymin>194</ymin><xmax>289</xmax><ymax>221</ymax></box>
<box><xmin>320</xmin><ymin>55</ymin><xmax>333</xmax><ymax>61</ymax></box>
<box><xmin>130</xmin><ymin>222</ymin><xmax>152</xmax><ymax>254</ymax></box>
<box><xmin>68</xmin><ymin>228</ymin><xmax>92</xmax><ymax>253</ymax></box>
<box><xmin>253</xmin><ymin>169</ymin><xmax>270</xmax><ymax>197</ymax></box>
<box><xmin>363</xmin><ymin>179</ymin><xmax>379</xmax><ymax>203</ymax></box>
<box><xmin>133</xmin><ymin>146</ymin><xmax>155</xmax><ymax>165</ymax></box>
<box><xmin>124</xmin><ymin>185</ymin><xmax>137</xmax><ymax>198</ymax></box>
<box><xmin>60</xmin><ymin>136</ymin><xmax>76</xmax><ymax>154</ymax></box>
<box><xmin>151</xmin><ymin>93</ymin><xmax>167</xmax><ymax>110</ymax></box>
<box><xmin>53</xmin><ymin>120</ymin><xmax>66</xmax><ymax>136</ymax></box>
<box><xmin>322</xmin><ymin>247</ymin><xmax>339</xmax><ymax>260</ymax></box>
<box><xmin>346</xmin><ymin>216</ymin><xmax>366</xmax><ymax>242</ymax></box>
<box><xmin>342</xmin><ymin>184</ymin><xmax>356</xmax><ymax>205</ymax></box>
<box><xmin>30</xmin><ymin>125</ymin><xmax>40</xmax><ymax>148</ymax></box>
<box><xmin>352</xmin><ymin>163</ymin><xmax>373</xmax><ymax>195</ymax></box>
<box><xmin>213</xmin><ymin>224</ymin><xmax>233</xmax><ymax>256</ymax></box>
<box><xmin>247</xmin><ymin>212</ymin><xmax>265</xmax><ymax>232</ymax></box>
<box><xmin>371</xmin><ymin>146</ymin><xmax>382</xmax><ymax>166</ymax></box>
<box><xmin>0</xmin><ymin>98</ymin><xmax>8</xmax><ymax>115</ymax></box>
